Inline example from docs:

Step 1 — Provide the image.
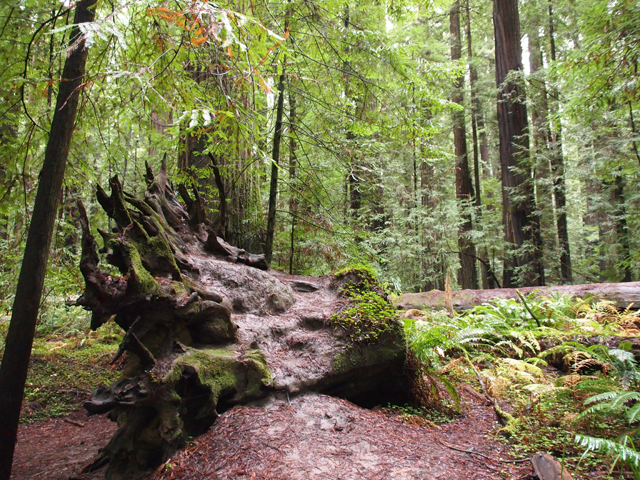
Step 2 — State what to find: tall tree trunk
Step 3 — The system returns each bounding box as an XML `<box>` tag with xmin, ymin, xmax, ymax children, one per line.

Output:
<box><xmin>629</xmin><ymin>101</ymin><xmax>640</xmax><ymax>166</ymax></box>
<box><xmin>288</xmin><ymin>85</ymin><xmax>297</xmax><ymax>275</ymax></box>
<box><xmin>451</xmin><ymin>0</ymin><xmax>478</xmax><ymax>289</ymax></box>
<box><xmin>342</xmin><ymin>6</ymin><xmax>362</xmax><ymax>223</ymax></box>
<box><xmin>0</xmin><ymin>0</ymin><xmax>96</xmax><ymax>476</ymax></box>
<box><xmin>547</xmin><ymin>1</ymin><xmax>572</xmax><ymax>283</ymax></box>
<box><xmin>465</xmin><ymin>0</ymin><xmax>494</xmax><ymax>289</ymax></box>
<box><xmin>613</xmin><ymin>170</ymin><xmax>632</xmax><ymax>282</ymax></box>
<box><xmin>527</xmin><ymin>26</ymin><xmax>557</xmax><ymax>280</ymax></box>
<box><xmin>265</xmin><ymin>61</ymin><xmax>287</xmax><ymax>264</ymax></box>
<box><xmin>493</xmin><ymin>0</ymin><xmax>544</xmax><ymax>287</ymax></box>
<box><xmin>583</xmin><ymin>155</ymin><xmax>605</xmax><ymax>282</ymax></box>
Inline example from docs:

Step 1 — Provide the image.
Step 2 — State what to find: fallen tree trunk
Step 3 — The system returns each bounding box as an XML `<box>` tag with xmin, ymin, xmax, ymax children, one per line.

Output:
<box><xmin>77</xmin><ymin>162</ymin><xmax>408</xmax><ymax>480</ymax></box>
<box><xmin>395</xmin><ymin>282</ymin><xmax>640</xmax><ymax>312</ymax></box>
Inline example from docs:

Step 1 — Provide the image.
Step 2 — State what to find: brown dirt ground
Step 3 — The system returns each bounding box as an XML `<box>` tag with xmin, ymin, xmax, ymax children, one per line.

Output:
<box><xmin>11</xmin><ymin>391</ymin><xmax>537</xmax><ymax>480</ymax></box>
<box><xmin>10</xmin><ymin>410</ymin><xmax>117</xmax><ymax>480</ymax></box>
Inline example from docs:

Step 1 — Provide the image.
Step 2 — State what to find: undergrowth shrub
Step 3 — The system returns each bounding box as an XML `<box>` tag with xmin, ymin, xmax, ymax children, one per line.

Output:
<box><xmin>405</xmin><ymin>293</ymin><xmax>640</xmax><ymax>478</ymax></box>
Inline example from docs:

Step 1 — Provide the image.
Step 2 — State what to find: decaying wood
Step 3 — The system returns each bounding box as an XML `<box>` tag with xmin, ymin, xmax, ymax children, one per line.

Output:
<box><xmin>396</xmin><ymin>282</ymin><xmax>640</xmax><ymax>312</ymax></box>
<box><xmin>531</xmin><ymin>452</ymin><xmax>573</xmax><ymax>480</ymax></box>
<box><xmin>76</xmin><ymin>164</ymin><xmax>408</xmax><ymax>480</ymax></box>
<box><xmin>204</xmin><ymin>232</ymin><xmax>268</xmax><ymax>270</ymax></box>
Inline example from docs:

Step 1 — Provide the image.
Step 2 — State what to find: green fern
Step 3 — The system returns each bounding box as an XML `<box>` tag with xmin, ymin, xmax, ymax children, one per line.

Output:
<box><xmin>576</xmin><ymin>434</ymin><xmax>640</xmax><ymax>478</ymax></box>
<box><xmin>576</xmin><ymin>388</ymin><xmax>640</xmax><ymax>477</ymax></box>
<box><xmin>579</xmin><ymin>391</ymin><xmax>640</xmax><ymax>420</ymax></box>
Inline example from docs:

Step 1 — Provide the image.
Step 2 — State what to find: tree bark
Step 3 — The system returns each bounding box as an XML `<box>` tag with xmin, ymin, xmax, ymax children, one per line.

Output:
<box><xmin>527</xmin><ymin>26</ymin><xmax>558</xmax><ymax>281</ymax></box>
<box><xmin>451</xmin><ymin>0</ymin><xmax>478</xmax><ymax>290</ymax></box>
<box><xmin>547</xmin><ymin>1</ymin><xmax>572</xmax><ymax>284</ymax></box>
<box><xmin>208</xmin><ymin>153</ymin><xmax>228</xmax><ymax>234</ymax></box>
<box><xmin>288</xmin><ymin>84</ymin><xmax>297</xmax><ymax>275</ymax></box>
<box><xmin>0</xmin><ymin>1</ymin><xmax>96</xmax><ymax>477</ymax></box>
<box><xmin>465</xmin><ymin>0</ymin><xmax>494</xmax><ymax>289</ymax></box>
<box><xmin>493</xmin><ymin>0</ymin><xmax>544</xmax><ymax>287</ymax></box>
<box><xmin>265</xmin><ymin>58</ymin><xmax>287</xmax><ymax>264</ymax></box>
<box><xmin>396</xmin><ymin>281</ymin><xmax>640</xmax><ymax>313</ymax></box>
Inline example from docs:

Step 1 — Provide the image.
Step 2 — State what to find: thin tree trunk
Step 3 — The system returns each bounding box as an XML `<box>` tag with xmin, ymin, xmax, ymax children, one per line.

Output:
<box><xmin>527</xmin><ymin>26</ymin><xmax>557</xmax><ymax>280</ymax></box>
<box><xmin>451</xmin><ymin>0</ymin><xmax>478</xmax><ymax>290</ymax></box>
<box><xmin>343</xmin><ymin>6</ymin><xmax>361</xmax><ymax>222</ymax></box>
<box><xmin>629</xmin><ymin>101</ymin><xmax>640</xmax><ymax>166</ymax></box>
<box><xmin>493</xmin><ymin>0</ymin><xmax>544</xmax><ymax>287</ymax></box>
<box><xmin>288</xmin><ymin>85</ymin><xmax>297</xmax><ymax>275</ymax></box>
<box><xmin>613</xmin><ymin>171</ymin><xmax>632</xmax><ymax>282</ymax></box>
<box><xmin>265</xmin><ymin>60</ymin><xmax>287</xmax><ymax>264</ymax></box>
<box><xmin>476</xmin><ymin>108</ymin><xmax>490</xmax><ymax>171</ymax></box>
<box><xmin>547</xmin><ymin>1</ymin><xmax>572</xmax><ymax>283</ymax></box>
<box><xmin>0</xmin><ymin>1</ymin><xmax>96</xmax><ymax>476</ymax></box>
<box><xmin>208</xmin><ymin>153</ymin><xmax>228</xmax><ymax>235</ymax></box>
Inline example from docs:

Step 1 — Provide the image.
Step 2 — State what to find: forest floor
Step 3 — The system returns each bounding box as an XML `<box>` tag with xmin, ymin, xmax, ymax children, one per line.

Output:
<box><xmin>10</xmin><ymin>389</ymin><xmax>540</xmax><ymax>480</ymax></box>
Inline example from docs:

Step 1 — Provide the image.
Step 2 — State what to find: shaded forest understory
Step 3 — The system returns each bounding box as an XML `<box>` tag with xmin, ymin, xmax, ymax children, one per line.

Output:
<box><xmin>1</xmin><ymin>0</ymin><xmax>640</xmax><ymax>478</ymax></box>
<box><xmin>3</xmin><ymin>168</ymin><xmax>640</xmax><ymax>479</ymax></box>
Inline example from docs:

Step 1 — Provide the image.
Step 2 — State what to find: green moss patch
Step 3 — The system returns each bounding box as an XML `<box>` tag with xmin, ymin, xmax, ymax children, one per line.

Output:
<box><xmin>333</xmin><ymin>320</ymin><xmax>406</xmax><ymax>374</ymax></box>
<box><xmin>332</xmin><ymin>266</ymin><xmax>399</xmax><ymax>344</ymax></box>
<box><xmin>163</xmin><ymin>348</ymin><xmax>237</xmax><ymax>403</ymax></box>
<box><xmin>20</xmin><ymin>339</ymin><xmax>120</xmax><ymax>422</ymax></box>
<box><xmin>163</xmin><ymin>347</ymin><xmax>272</xmax><ymax>404</ymax></box>
<box><xmin>242</xmin><ymin>349</ymin><xmax>272</xmax><ymax>397</ymax></box>
<box><xmin>124</xmin><ymin>243</ymin><xmax>159</xmax><ymax>295</ymax></box>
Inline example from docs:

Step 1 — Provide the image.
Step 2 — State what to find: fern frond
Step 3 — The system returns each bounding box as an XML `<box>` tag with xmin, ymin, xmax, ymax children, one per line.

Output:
<box><xmin>571</xmin><ymin>358</ymin><xmax>607</xmax><ymax>374</ymax></box>
<box><xmin>584</xmin><ymin>391</ymin><xmax>625</xmax><ymax>405</ymax></box>
<box><xmin>586</xmin><ymin>344</ymin><xmax>612</xmax><ymax>362</ymax></box>
<box><xmin>540</xmin><ymin>341</ymin><xmax>586</xmax><ymax>359</ymax></box>
<box><xmin>526</xmin><ymin>356</ymin><xmax>548</xmax><ymax>367</ymax></box>
<box><xmin>494</xmin><ymin>340</ymin><xmax>523</xmax><ymax>358</ymax></box>
<box><xmin>505</xmin><ymin>330</ymin><xmax>540</xmax><ymax>354</ymax></box>
<box><xmin>609</xmin><ymin>348</ymin><xmax>636</xmax><ymax>364</ymax></box>
<box><xmin>627</xmin><ymin>403</ymin><xmax>640</xmax><ymax>424</ymax></box>
<box><xmin>577</xmin><ymin>401</ymin><xmax>621</xmax><ymax>420</ymax></box>
<box><xmin>610</xmin><ymin>392</ymin><xmax>640</xmax><ymax>410</ymax></box>
<box><xmin>578</xmin><ymin>391</ymin><xmax>640</xmax><ymax>422</ymax></box>
<box><xmin>575</xmin><ymin>434</ymin><xmax>640</xmax><ymax>469</ymax></box>
<box><xmin>454</xmin><ymin>328</ymin><xmax>492</xmax><ymax>343</ymax></box>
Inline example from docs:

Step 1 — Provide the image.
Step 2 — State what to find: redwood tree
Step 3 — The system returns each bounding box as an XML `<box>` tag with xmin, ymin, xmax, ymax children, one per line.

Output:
<box><xmin>0</xmin><ymin>0</ymin><xmax>97</xmax><ymax>476</ymax></box>
<box><xmin>451</xmin><ymin>0</ymin><xmax>478</xmax><ymax>289</ymax></box>
<box><xmin>547</xmin><ymin>1</ymin><xmax>573</xmax><ymax>284</ymax></box>
<box><xmin>493</xmin><ymin>0</ymin><xmax>544</xmax><ymax>287</ymax></box>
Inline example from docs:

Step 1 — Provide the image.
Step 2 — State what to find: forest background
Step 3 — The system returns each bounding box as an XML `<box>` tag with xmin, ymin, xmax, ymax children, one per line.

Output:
<box><xmin>0</xmin><ymin>0</ymin><xmax>639</xmax><ymax>476</ymax></box>
<box><xmin>0</xmin><ymin>0</ymin><xmax>638</xmax><ymax>309</ymax></box>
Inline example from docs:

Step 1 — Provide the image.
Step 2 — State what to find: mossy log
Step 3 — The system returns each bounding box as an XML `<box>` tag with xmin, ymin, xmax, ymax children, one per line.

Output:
<box><xmin>77</xmin><ymin>162</ymin><xmax>409</xmax><ymax>480</ymax></box>
<box><xmin>395</xmin><ymin>283</ymin><xmax>640</xmax><ymax>313</ymax></box>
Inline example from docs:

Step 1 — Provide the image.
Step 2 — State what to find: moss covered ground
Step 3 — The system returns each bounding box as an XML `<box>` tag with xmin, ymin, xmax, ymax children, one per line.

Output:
<box><xmin>0</xmin><ymin>311</ymin><xmax>121</xmax><ymax>423</ymax></box>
